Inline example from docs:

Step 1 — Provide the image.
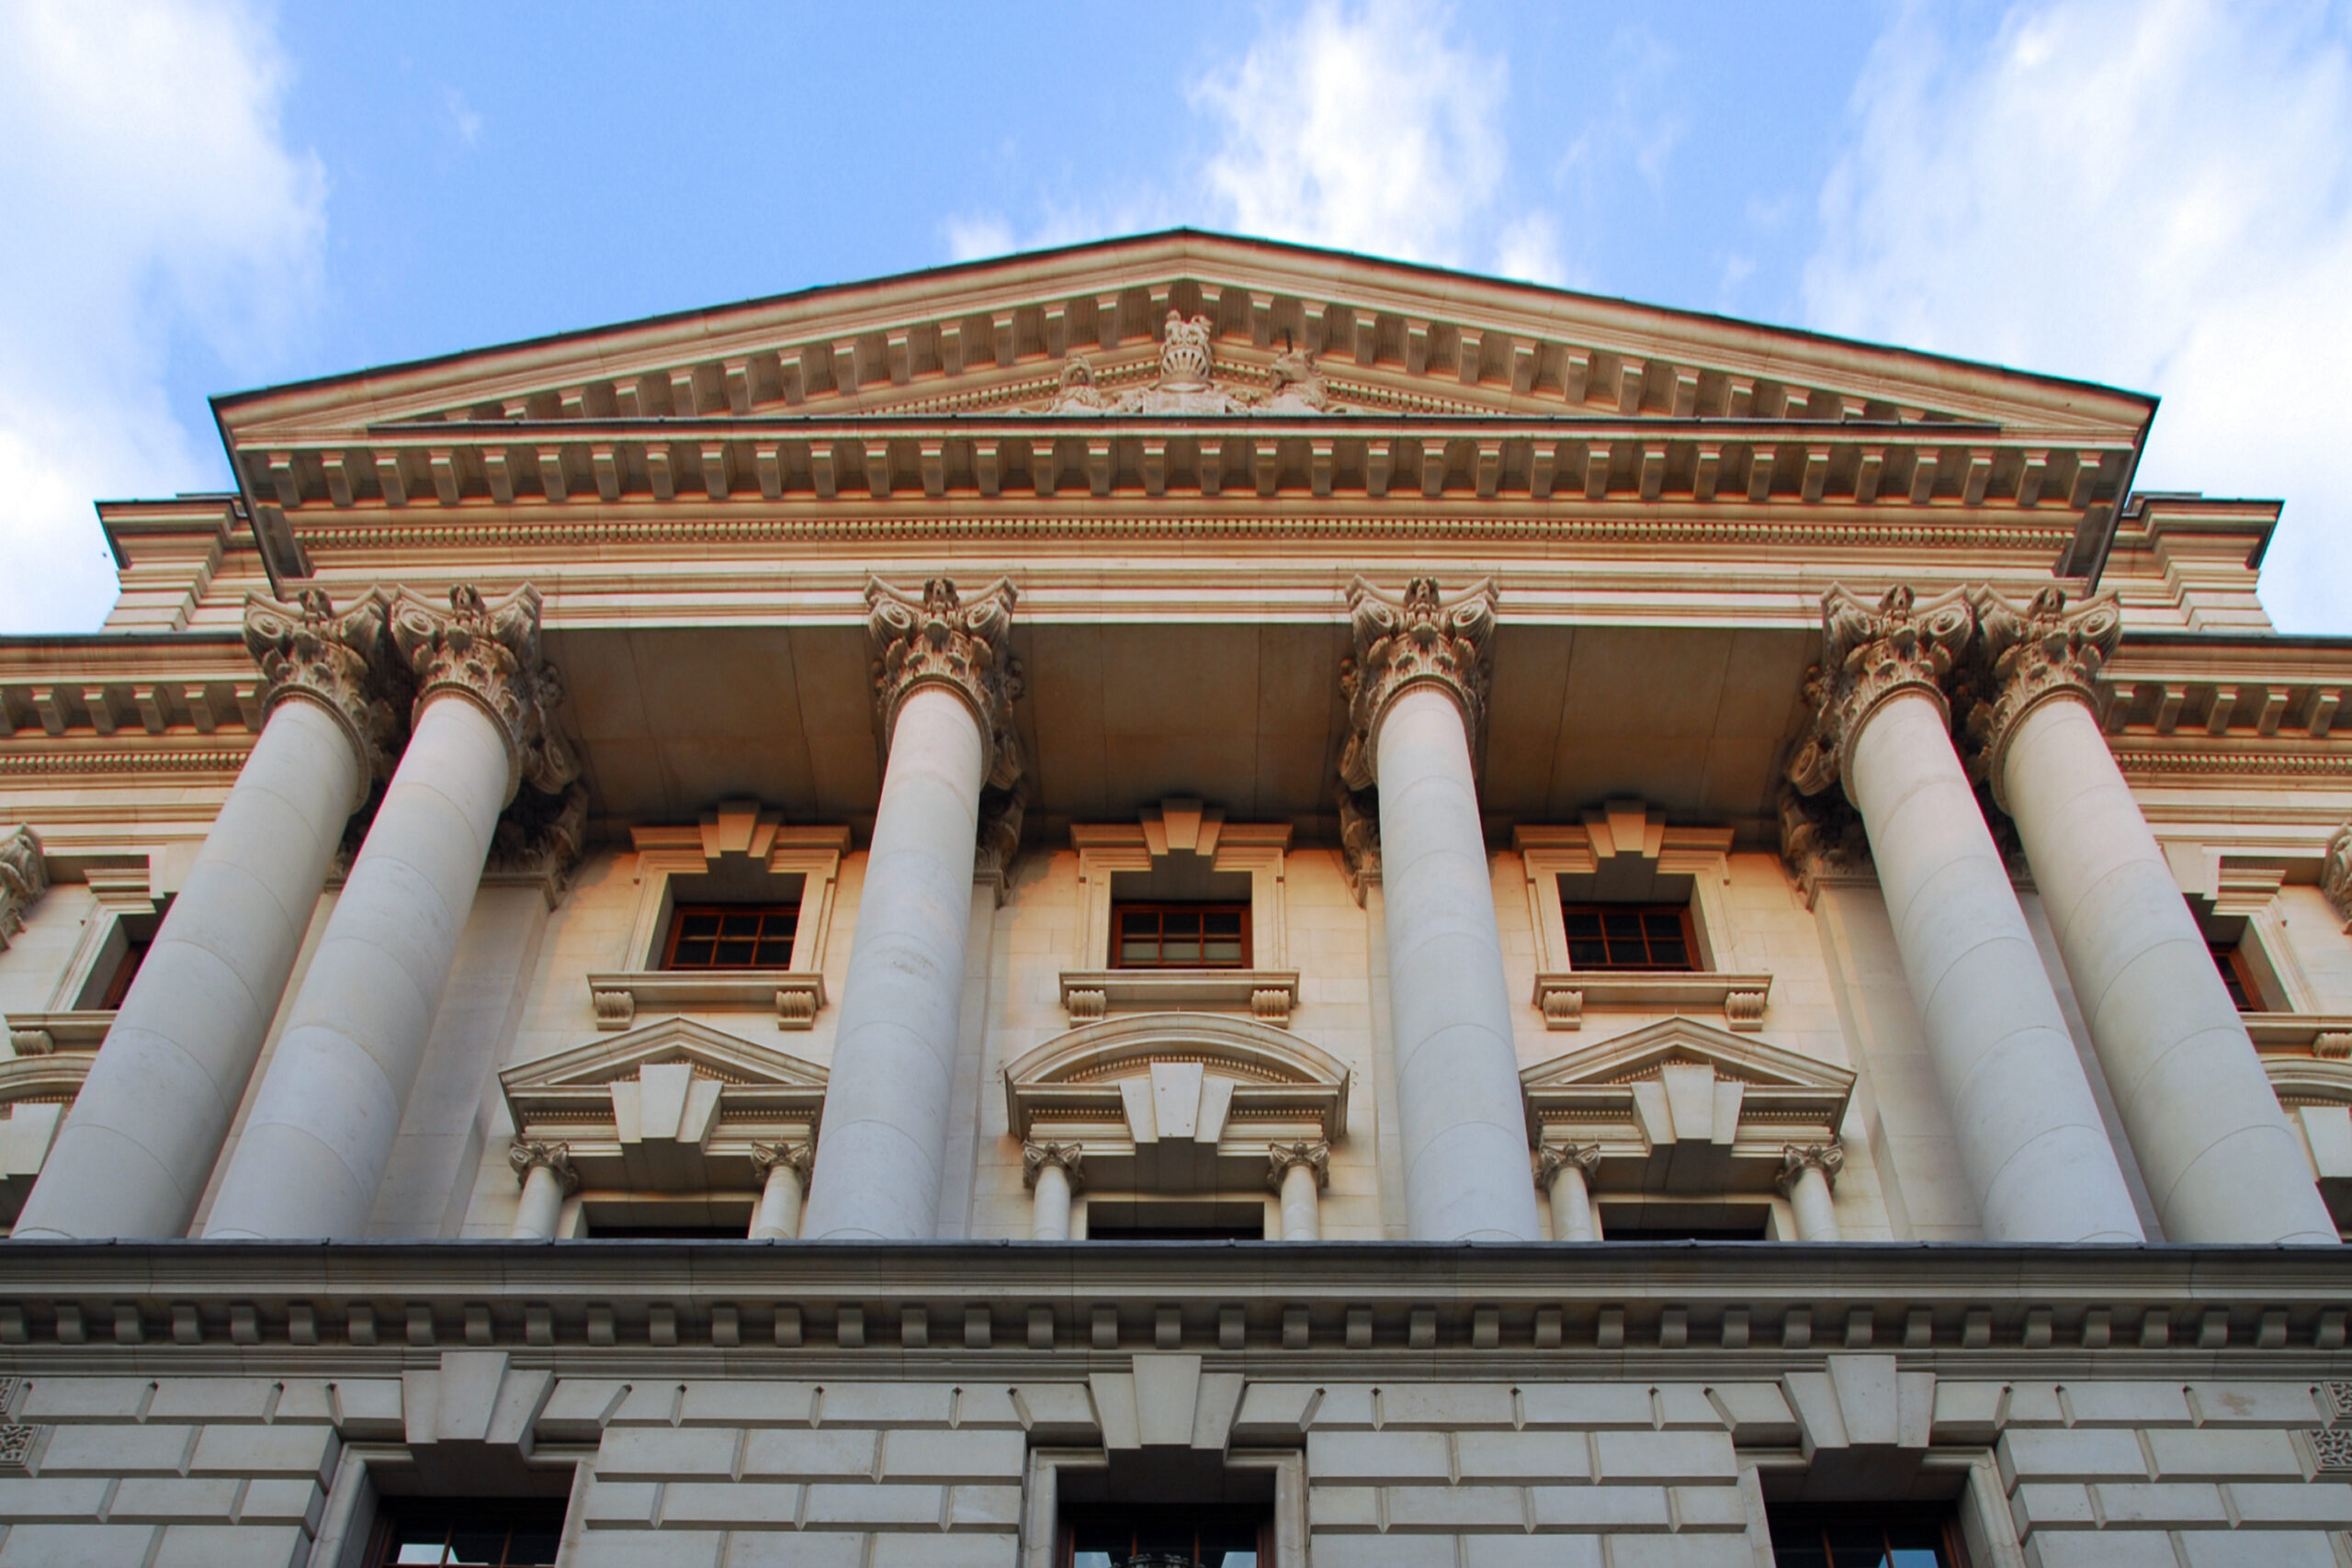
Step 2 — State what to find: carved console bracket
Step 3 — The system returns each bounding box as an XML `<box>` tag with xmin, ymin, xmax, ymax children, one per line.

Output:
<box><xmin>1058</xmin><ymin>969</ymin><xmax>1301</xmax><ymax>1027</ymax></box>
<box><xmin>586</xmin><ymin>972</ymin><xmax>828</xmax><ymax>1033</ymax></box>
<box><xmin>1531</xmin><ymin>973</ymin><xmax>1774</xmax><ymax>1033</ymax></box>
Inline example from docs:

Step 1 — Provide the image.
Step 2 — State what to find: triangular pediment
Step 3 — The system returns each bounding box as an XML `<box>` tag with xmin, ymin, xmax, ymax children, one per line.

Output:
<box><xmin>1521</xmin><ymin>1017</ymin><xmax>1856</xmax><ymax>1096</ymax></box>
<box><xmin>499</xmin><ymin>1016</ymin><xmax>827</xmax><ymax>1096</ymax></box>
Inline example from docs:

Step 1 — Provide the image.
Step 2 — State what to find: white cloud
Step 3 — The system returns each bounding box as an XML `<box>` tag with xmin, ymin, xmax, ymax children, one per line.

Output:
<box><xmin>1804</xmin><ymin>0</ymin><xmax>2352</xmax><ymax>633</ymax></box>
<box><xmin>0</xmin><ymin>0</ymin><xmax>325</xmax><ymax>632</ymax></box>
<box><xmin>1190</xmin><ymin>0</ymin><xmax>1510</xmax><ymax>270</ymax></box>
<box><xmin>443</xmin><ymin>85</ymin><xmax>482</xmax><ymax>147</ymax></box>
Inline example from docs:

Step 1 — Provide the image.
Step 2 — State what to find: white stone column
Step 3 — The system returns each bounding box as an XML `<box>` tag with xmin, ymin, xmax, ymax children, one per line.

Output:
<box><xmin>1976</xmin><ymin>588</ymin><xmax>2336</xmax><ymax>1243</ymax></box>
<box><xmin>16</xmin><ymin>591</ymin><xmax>395</xmax><ymax>1240</ymax></box>
<box><xmin>802</xmin><ymin>577</ymin><xmax>1022</xmax><ymax>1241</ymax></box>
<box><xmin>1023</xmin><ymin>1142</ymin><xmax>1080</xmax><ymax>1241</ymax></box>
<box><xmin>1268</xmin><ymin>1141</ymin><xmax>1329</xmax><ymax>1240</ymax></box>
<box><xmin>1779</xmin><ymin>1144</ymin><xmax>1845</xmax><ymax>1241</ymax></box>
<box><xmin>1789</xmin><ymin>585</ymin><xmax>2143</xmax><ymax>1243</ymax></box>
<box><xmin>204</xmin><ymin>585</ymin><xmax>576</xmax><ymax>1239</ymax></box>
<box><xmin>507</xmin><ymin>1141</ymin><xmax>575</xmax><ymax>1240</ymax></box>
<box><xmin>1341</xmin><ymin>578</ymin><xmax>1542</xmax><ymax>1243</ymax></box>
<box><xmin>748</xmin><ymin>1142</ymin><xmax>810</xmax><ymax>1240</ymax></box>
<box><xmin>1537</xmin><ymin>1144</ymin><xmax>1600</xmax><ymax>1241</ymax></box>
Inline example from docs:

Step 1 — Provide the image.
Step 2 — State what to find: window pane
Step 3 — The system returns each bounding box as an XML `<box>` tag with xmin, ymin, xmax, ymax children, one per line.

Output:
<box><xmin>1645</xmin><ymin>939</ymin><xmax>1689</xmax><ymax>969</ymax></box>
<box><xmin>1887</xmin><ymin>1551</ymin><xmax>1944</xmax><ymax>1568</ymax></box>
<box><xmin>445</xmin><ymin>1528</ymin><xmax>504</xmax><ymax>1565</ymax></box>
<box><xmin>714</xmin><ymin>938</ymin><xmax>758</xmax><ymax>965</ymax></box>
<box><xmin>505</xmin><ymin>1527</ymin><xmax>563</xmax><ymax>1566</ymax></box>
<box><xmin>1204</xmin><ymin>937</ymin><xmax>1243</xmax><ymax>963</ymax></box>
<box><xmin>1600</xmin><ymin>910</ymin><xmax>1645</xmax><ymax>944</ymax></box>
<box><xmin>1123</xmin><ymin>937</ymin><xmax>1159</xmax><ymax>964</ymax></box>
<box><xmin>1563</xmin><ymin>910</ymin><xmax>1604</xmax><ymax>939</ymax></box>
<box><xmin>394</xmin><ymin>1548</ymin><xmax>447</xmax><ymax>1567</ymax></box>
<box><xmin>754</xmin><ymin>938</ymin><xmax>794</xmax><ymax>965</ymax></box>
<box><xmin>671</xmin><ymin>939</ymin><xmax>715</xmax><ymax>966</ymax></box>
<box><xmin>1164</xmin><ymin>932</ymin><xmax>1202</xmax><ymax>963</ymax></box>
<box><xmin>1566</xmin><ymin>939</ymin><xmax>1610</xmax><ymax>966</ymax></box>
<box><xmin>679</xmin><ymin>913</ymin><xmax>720</xmax><ymax>939</ymax></box>
<box><xmin>1765</xmin><ymin>1533</ymin><xmax>1828</xmax><ymax>1568</ymax></box>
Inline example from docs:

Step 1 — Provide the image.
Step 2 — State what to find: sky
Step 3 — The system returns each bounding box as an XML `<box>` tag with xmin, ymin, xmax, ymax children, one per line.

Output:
<box><xmin>1</xmin><ymin>0</ymin><xmax>2347</xmax><ymax>634</ymax></box>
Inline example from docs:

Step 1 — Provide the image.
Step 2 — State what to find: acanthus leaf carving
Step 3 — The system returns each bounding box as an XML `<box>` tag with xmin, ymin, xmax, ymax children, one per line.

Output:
<box><xmin>487</xmin><ymin>779</ymin><xmax>590</xmax><ymax>894</ymax></box>
<box><xmin>1534</xmin><ymin>1142</ymin><xmax>1601</xmax><ymax>1189</ymax></box>
<box><xmin>1266</xmin><ymin>1139</ymin><xmax>1331</xmax><ymax>1192</ymax></box>
<box><xmin>750</xmin><ymin>1140</ymin><xmax>815</xmax><ymax>1179</ymax></box>
<box><xmin>1787</xmin><ymin>583</ymin><xmax>1973</xmax><ymax>795</ymax></box>
<box><xmin>507</xmin><ymin>1139</ymin><xmax>580</xmax><ymax>1194</ymax></box>
<box><xmin>866</xmin><ymin>575</ymin><xmax>1024</xmax><ymax>792</ymax></box>
<box><xmin>389</xmin><ymin>582</ymin><xmax>579</xmax><ymax>803</ymax></box>
<box><xmin>1022</xmin><ymin>1139</ymin><xmax>1084</xmax><ymax>1192</ymax></box>
<box><xmin>1966</xmin><ymin>585</ymin><xmax>2123</xmax><ymax>808</ymax></box>
<box><xmin>243</xmin><ymin>585</ymin><xmax>401</xmax><ymax>791</ymax></box>
<box><xmin>1777</xmin><ymin>1142</ymin><xmax>1845</xmax><ymax>1196</ymax></box>
<box><xmin>2325</xmin><ymin>823</ymin><xmax>2352</xmax><ymax>930</ymax></box>
<box><xmin>0</xmin><ymin>826</ymin><xmax>46</xmax><ymax>952</ymax></box>
<box><xmin>1340</xmin><ymin>575</ymin><xmax>1497</xmax><ymax>789</ymax></box>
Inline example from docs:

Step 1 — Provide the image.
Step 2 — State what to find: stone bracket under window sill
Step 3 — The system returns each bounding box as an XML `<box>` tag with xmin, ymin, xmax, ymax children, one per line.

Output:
<box><xmin>2245</xmin><ymin>1013</ymin><xmax>2352</xmax><ymax>1056</ymax></box>
<box><xmin>1532</xmin><ymin>973</ymin><xmax>1773</xmax><ymax>1032</ymax></box>
<box><xmin>5</xmin><ymin>1010</ymin><xmax>116</xmax><ymax>1055</ymax></box>
<box><xmin>586</xmin><ymin>972</ymin><xmax>827</xmax><ymax>1032</ymax></box>
<box><xmin>1059</xmin><ymin>969</ymin><xmax>1301</xmax><ymax>1027</ymax></box>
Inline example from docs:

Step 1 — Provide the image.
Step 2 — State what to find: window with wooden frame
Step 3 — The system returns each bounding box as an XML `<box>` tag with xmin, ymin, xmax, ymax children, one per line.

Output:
<box><xmin>96</xmin><ymin>933</ymin><xmax>151</xmax><ymax>1010</ymax></box>
<box><xmin>1765</xmin><ymin>1502</ymin><xmax>1970</xmax><ymax>1566</ymax></box>
<box><xmin>661</xmin><ymin>902</ymin><xmax>798</xmax><ymax>970</ymax></box>
<box><xmin>1562</xmin><ymin>902</ymin><xmax>1695</xmax><ymax>972</ymax></box>
<box><xmin>2209</xmin><ymin>936</ymin><xmax>2263</xmax><ymax>1012</ymax></box>
<box><xmin>1112</xmin><ymin>902</ymin><xmax>1250</xmax><ymax>968</ymax></box>
<box><xmin>367</xmin><ymin>1499</ymin><xmax>567</xmax><ymax>1567</ymax></box>
<box><xmin>1063</xmin><ymin>1503</ymin><xmax>1272</xmax><ymax>1568</ymax></box>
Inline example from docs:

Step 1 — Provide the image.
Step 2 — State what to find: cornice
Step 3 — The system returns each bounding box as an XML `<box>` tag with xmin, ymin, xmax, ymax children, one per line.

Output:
<box><xmin>0</xmin><ymin>744</ymin><xmax>251</xmax><ymax>777</ymax></box>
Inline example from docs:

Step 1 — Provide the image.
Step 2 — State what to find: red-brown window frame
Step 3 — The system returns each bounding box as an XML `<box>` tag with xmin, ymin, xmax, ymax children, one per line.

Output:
<box><xmin>1110</xmin><ymin>902</ymin><xmax>1253</xmax><ymax>969</ymax></box>
<box><xmin>661</xmin><ymin>902</ymin><xmax>800</xmax><ymax>971</ymax></box>
<box><xmin>2210</xmin><ymin>936</ymin><xmax>2263</xmax><ymax>1012</ymax></box>
<box><xmin>96</xmin><ymin>936</ymin><xmax>150</xmax><ymax>1010</ymax></box>
<box><xmin>1560</xmin><ymin>901</ymin><xmax>1697</xmax><ymax>972</ymax></box>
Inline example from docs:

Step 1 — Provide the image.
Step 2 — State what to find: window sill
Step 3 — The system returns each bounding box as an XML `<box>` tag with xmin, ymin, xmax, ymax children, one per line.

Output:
<box><xmin>1059</xmin><ymin>968</ymin><xmax>1301</xmax><ymax>1027</ymax></box>
<box><xmin>585</xmin><ymin>971</ymin><xmax>827</xmax><ymax>1032</ymax></box>
<box><xmin>1531</xmin><ymin>971</ymin><xmax>1774</xmax><ymax>1032</ymax></box>
<box><xmin>2244</xmin><ymin>1013</ymin><xmax>2352</xmax><ymax>1055</ymax></box>
<box><xmin>5</xmin><ymin>1010</ymin><xmax>116</xmax><ymax>1055</ymax></box>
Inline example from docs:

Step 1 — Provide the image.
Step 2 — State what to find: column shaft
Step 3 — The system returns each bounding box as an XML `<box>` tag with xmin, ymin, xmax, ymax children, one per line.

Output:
<box><xmin>749</xmin><ymin>1161</ymin><xmax>806</xmax><ymax>1241</ymax></box>
<box><xmin>1029</xmin><ymin>1162</ymin><xmax>1073</xmax><ymax>1241</ymax></box>
<box><xmin>800</xmin><ymin>686</ymin><xmax>985</xmax><ymax>1239</ymax></box>
<box><xmin>1277</xmin><ymin>1161</ymin><xmax>1321</xmax><ymax>1241</ymax></box>
<box><xmin>1845</xmin><ymin>692</ymin><xmax>2143</xmax><ymax>1240</ymax></box>
<box><xmin>1545</xmin><ymin>1160</ymin><xmax>1598</xmax><ymax>1241</ymax></box>
<box><xmin>203</xmin><ymin>696</ymin><xmax>512</xmax><ymax>1238</ymax></box>
<box><xmin>510</xmin><ymin>1162</ymin><xmax>566</xmax><ymax>1240</ymax></box>
<box><xmin>2003</xmin><ymin>697</ymin><xmax>2335</xmax><ymax>1241</ymax></box>
<box><xmin>15</xmin><ymin>701</ymin><xmax>362</xmax><ymax>1238</ymax></box>
<box><xmin>1785</xmin><ymin>1166</ymin><xmax>1841</xmax><ymax>1241</ymax></box>
<box><xmin>1376</xmin><ymin>684</ymin><xmax>1542</xmax><ymax>1241</ymax></box>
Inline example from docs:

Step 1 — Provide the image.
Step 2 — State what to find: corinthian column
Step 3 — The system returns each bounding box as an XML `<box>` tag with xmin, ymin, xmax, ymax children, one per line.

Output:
<box><xmin>204</xmin><ymin>584</ymin><xmax>576</xmax><ymax>1239</ymax></box>
<box><xmin>1778</xmin><ymin>1145</ymin><xmax>1845</xmax><ymax>1241</ymax></box>
<box><xmin>1536</xmin><ymin>1144</ymin><xmax>1600</xmax><ymax>1241</ymax></box>
<box><xmin>801</xmin><ymin>577</ymin><xmax>1023</xmax><ymax>1240</ymax></box>
<box><xmin>507</xmin><ymin>1140</ymin><xmax>576</xmax><ymax>1239</ymax></box>
<box><xmin>16</xmin><ymin>590</ymin><xmax>397</xmax><ymax>1240</ymax></box>
<box><xmin>748</xmin><ymin>1141</ymin><xmax>811</xmax><ymax>1240</ymax></box>
<box><xmin>1341</xmin><ymin>577</ymin><xmax>1540</xmax><ymax>1242</ymax></box>
<box><xmin>1789</xmin><ymin>585</ymin><xmax>2142</xmax><ymax>1242</ymax></box>
<box><xmin>1973</xmin><ymin>588</ymin><xmax>2335</xmax><ymax>1242</ymax></box>
<box><xmin>1267</xmin><ymin>1141</ymin><xmax>1329</xmax><ymax>1240</ymax></box>
<box><xmin>1023</xmin><ymin>1141</ymin><xmax>1081</xmax><ymax>1241</ymax></box>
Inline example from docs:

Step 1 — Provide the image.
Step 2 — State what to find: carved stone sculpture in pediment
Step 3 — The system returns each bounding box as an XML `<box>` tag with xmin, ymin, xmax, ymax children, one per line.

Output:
<box><xmin>243</xmin><ymin>585</ymin><xmax>402</xmax><ymax>789</ymax></box>
<box><xmin>1787</xmin><ymin>583</ymin><xmax>1974</xmax><ymax>797</ymax></box>
<box><xmin>1030</xmin><ymin>310</ymin><xmax>1351</xmax><ymax>415</ymax></box>
<box><xmin>389</xmin><ymin>582</ymin><xmax>579</xmax><ymax>802</ymax></box>
<box><xmin>865</xmin><ymin>575</ymin><xmax>1025</xmax><ymax>794</ymax></box>
<box><xmin>0</xmin><ymin>828</ymin><xmax>46</xmax><ymax>952</ymax></box>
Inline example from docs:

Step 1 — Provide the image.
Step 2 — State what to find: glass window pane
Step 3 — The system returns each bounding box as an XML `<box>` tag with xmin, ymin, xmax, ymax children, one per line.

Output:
<box><xmin>394</xmin><ymin>1547</ymin><xmax>448</xmax><ymax>1567</ymax></box>
<box><xmin>1164</xmin><ymin>911</ymin><xmax>1202</xmax><ymax>937</ymax></box>
<box><xmin>1204</xmin><ymin>938</ymin><xmax>1242</xmax><ymax>964</ymax></box>
<box><xmin>1600</xmin><ymin>910</ymin><xmax>1645</xmax><ymax>942</ymax></box>
<box><xmin>1888</xmin><ymin>1551</ymin><xmax>1943</xmax><ymax>1568</ymax></box>
<box><xmin>1645</xmin><ymin>939</ymin><xmax>1689</xmax><ymax>970</ymax></box>
<box><xmin>1823</xmin><ymin>1523</ymin><xmax>1885</xmax><ymax>1561</ymax></box>
<box><xmin>754</xmin><ymin>938</ymin><xmax>794</xmax><ymax>965</ymax></box>
<box><xmin>1122</xmin><ymin>937</ymin><xmax>1159</xmax><ymax>964</ymax></box>
<box><xmin>1567</xmin><ymin>939</ymin><xmax>1610</xmax><ymax>967</ymax></box>
<box><xmin>680</xmin><ymin>913</ymin><xmax>720</xmax><ymax>938</ymax></box>
<box><xmin>671</xmin><ymin>939</ymin><xmax>715</xmax><ymax>966</ymax></box>
<box><xmin>714</xmin><ymin>939</ymin><xmax>758</xmax><ymax>966</ymax></box>
<box><xmin>1767</xmin><ymin>1540</ymin><xmax>1829</xmax><ymax>1568</ymax></box>
<box><xmin>1163</xmin><ymin>934</ymin><xmax>1202</xmax><ymax>963</ymax></box>
<box><xmin>445</xmin><ymin>1529</ymin><xmax>504</xmax><ymax>1566</ymax></box>
<box><xmin>505</xmin><ymin>1527</ymin><xmax>563</xmax><ymax>1566</ymax></box>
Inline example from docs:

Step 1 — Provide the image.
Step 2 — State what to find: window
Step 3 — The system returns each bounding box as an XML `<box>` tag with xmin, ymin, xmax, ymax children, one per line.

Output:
<box><xmin>1064</xmin><ymin>1503</ymin><xmax>1270</xmax><ymax>1568</ymax></box>
<box><xmin>2209</xmin><ymin>936</ymin><xmax>2261</xmax><ymax>1012</ymax></box>
<box><xmin>1600</xmin><ymin>1202</ymin><xmax>1770</xmax><ymax>1242</ymax></box>
<box><xmin>1563</xmin><ymin>903</ymin><xmax>1694</xmax><ymax>971</ymax></box>
<box><xmin>1114</xmin><ymin>902</ymin><xmax>1250</xmax><ymax>968</ymax></box>
<box><xmin>96</xmin><ymin>934</ymin><xmax>150</xmax><ymax>1010</ymax></box>
<box><xmin>661</xmin><ymin>902</ymin><xmax>797</xmax><ymax>970</ymax></box>
<box><xmin>586</xmin><ymin>1224</ymin><xmax>745</xmax><ymax>1240</ymax></box>
<box><xmin>1083</xmin><ymin>1199</ymin><xmax>1267</xmax><ymax>1241</ymax></box>
<box><xmin>1767</xmin><ymin>1504</ymin><xmax>1968</xmax><ymax>1567</ymax></box>
<box><xmin>368</xmin><ymin>1500</ymin><xmax>565</xmax><ymax>1567</ymax></box>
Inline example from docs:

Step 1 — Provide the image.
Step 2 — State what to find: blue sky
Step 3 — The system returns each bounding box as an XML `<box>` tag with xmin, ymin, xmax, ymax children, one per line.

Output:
<box><xmin>3</xmin><ymin>0</ymin><xmax>2347</xmax><ymax>632</ymax></box>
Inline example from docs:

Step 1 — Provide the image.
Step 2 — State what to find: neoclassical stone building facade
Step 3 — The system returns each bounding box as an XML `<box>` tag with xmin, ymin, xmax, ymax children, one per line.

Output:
<box><xmin>0</xmin><ymin>232</ymin><xmax>2348</xmax><ymax>1566</ymax></box>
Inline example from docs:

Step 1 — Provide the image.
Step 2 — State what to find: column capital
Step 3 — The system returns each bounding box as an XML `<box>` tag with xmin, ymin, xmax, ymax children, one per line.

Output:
<box><xmin>0</xmin><ymin>826</ymin><xmax>46</xmax><ymax>951</ymax></box>
<box><xmin>1534</xmin><ymin>1142</ymin><xmax>1601</xmax><ymax>1190</ymax></box>
<box><xmin>866</xmin><ymin>575</ymin><xmax>1024</xmax><ymax>791</ymax></box>
<box><xmin>507</xmin><ymin>1139</ymin><xmax>579</xmax><ymax>1194</ymax></box>
<box><xmin>243</xmin><ymin>586</ymin><xmax>401</xmax><ymax>794</ymax></box>
<box><xmin>2324</xmin><ymin>822</ymin><xmax>2352</xmax><ymax>929</ymax></box>
<box><xmin>1788</xmin><ymin>583</ymin><xmax>1974</xmax><ymax>795</ymax></box>
<box><xmin>1340</xmin><ymin>576</ymin><xmax>1497</xmax><ymax>789</ymax></box>
<box><xmin>751</xmin><ymin>1140</ymin><xmax>814</xmax><ymax>1179</ymax></box>
<box><xmin>1266</xmin><ymin>1140</ymin><xmax>1332</xmax><ymax>1192</ymax></box>
<box><xmin>389</xmin><ymin>583</ymin><xmax>579</xmax><ymax>805</ymax></box>
<box><xmin>1021</xmin><ymin>1140</ymin><xmax>1084</xmax><ymax>1191</ymax></box>
<box><xmin>1776</xmin><ymin>1142</ymin><xmax>1844</xmax><ymax>1196</ymax></box>
<box><xmin>1966</xmin><ymin>585</ymin><xmax>2123</xmax><ymax>809</ymax></box>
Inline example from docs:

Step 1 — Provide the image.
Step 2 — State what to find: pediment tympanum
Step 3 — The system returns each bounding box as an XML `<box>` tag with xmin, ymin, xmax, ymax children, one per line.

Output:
<box><xmin>498</xmin><ymin>1016</ymin><xmax>824</xmax><ymax>1192</ymax></box>
<box><xmin>1003</xmin><ymin>1012</ymin><xmax>1348</xmax><ymax>1191</ymax></box>
<box><xmin>1521</xmin><ymin>1017</ymin><xmax>1854</xmax><ymax>1196</ymax></box>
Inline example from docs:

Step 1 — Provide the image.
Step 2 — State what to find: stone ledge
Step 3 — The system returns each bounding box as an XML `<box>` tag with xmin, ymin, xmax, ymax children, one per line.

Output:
<box><xmin>585</xmin><ymin>972</ymin><xmax>826</xmax><ymax>1032</ymax></box>
<box><xmin>1531</xmin><ymin>973</ymin><xmax>1773</xmax><ymax>1032</ymax></box>
<box><xmin>3</xmin><ymin>1010</ymin><xmax>114</xmax><ymax>1055</ymax></box>
<box><xmin>1058</xmin><ymin>969</ymin><xmax>1301</xmax><ymax>1026</ymax></box>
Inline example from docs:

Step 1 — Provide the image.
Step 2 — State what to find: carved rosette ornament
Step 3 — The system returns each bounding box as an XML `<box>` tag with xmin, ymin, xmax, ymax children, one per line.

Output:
<box><xmin>750</xmin><ymin>1141</ymin><xmax>815</xmax><ymax>1182</ymax></box>
<box><xmin>866</xmin><ymin>576</ymin><xmax>1025</xmax><ymax>793</ymax></box>
<box><xmin>1339</xmin><ymin>576</ymin><xmax>1498</xmax><ymax>790</ymax></box>
<box><xmin>1787</xmin><ymin>584</ymin><xmax>1975</xmax><ymax>796</ymax></box>
<box><xmin>243</xmin><ymin>586</ymin><xmax>401</xmax><ymax>793</ymax></box>
<box><xmin>390</xmin><ymin>583</ymin><xmax>580</xmax><ymax>804</ymax></box>
<box><xmin>2324</xmin><ymin>823</ymin><xmax>2352</xmax><ymax>930</ymax></box>
<box><xmin>1534</xmin><ymin>1143</ymin><xmax>1601</xmax><ymax>1191</ymax></box>
<box><xmin>1266</xmin><ymin>1140</ymin><xmax>1332</xmax><ymax>1192</ymax></box>
<box><xmin>1966</xmin><ymin>586</ymin><xmax>2124</xmax><ymax>809</ymax></box>
<box><xmin>1021</xmin><ymin>1140</ymin><xmax>1084</xmax><ymax>1192</ymax></box>
<box><xmin>0</xmin><ymin>826</ymin><xmax>46</xmax><ymax>952</ymax></box>
<box><xmin>1776</xmin><ymin>1143</ymin><xmax>1845</xmax><ymax>1196</ymax></box>
<box><xmin>507</xmin><ymin>1139</ymin><xmax>580</xmax><ymax>1193</ymax></box>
